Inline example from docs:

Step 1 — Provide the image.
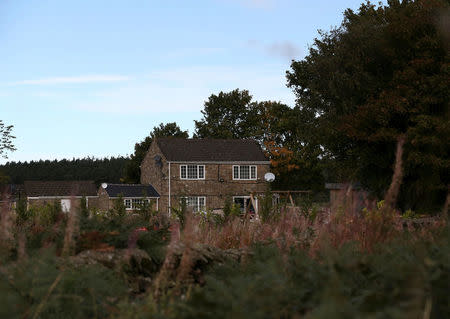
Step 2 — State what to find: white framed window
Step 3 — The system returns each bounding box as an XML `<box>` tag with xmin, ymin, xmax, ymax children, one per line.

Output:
<box><xmin>181</xmin><ymin>196</ymin><xmax>206</xmax><ymax>212</ymax></box>
<box><xmin>180</xmin><ymin>165</ymin><xmax>205</xmax><ymax>180</ymax></box>
<box><xmin>123</xmin><ymin>198</ymin><xmax>151</xmax><ymax>210</ymax></box>
<box><xmin>232</xmin><ymin>165</ymin><xmax>257</xmax><ymax>180</ymax></box>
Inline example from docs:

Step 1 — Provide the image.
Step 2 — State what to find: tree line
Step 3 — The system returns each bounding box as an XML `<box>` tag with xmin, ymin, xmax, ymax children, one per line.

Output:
<box><xmin>1</xmin><ymin>0</ymin><xmax>448</xmax><ymax>213</ymax></box>
<box><xmin>0</xmin><ymin>157</ymin><xmax>128</xmax><ymax>185</ymax></box>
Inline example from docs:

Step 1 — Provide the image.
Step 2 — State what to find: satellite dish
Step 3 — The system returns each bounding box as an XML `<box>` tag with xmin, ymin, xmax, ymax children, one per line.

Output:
<box><xmin>264</xmin><ymin>172</ymin><xmax>275</xmax><ymax>182</ymax></box>
<box><xmin>101</xmin><ymin>183</ymin><xmax>108</xmax><ymax>189</ymax></box>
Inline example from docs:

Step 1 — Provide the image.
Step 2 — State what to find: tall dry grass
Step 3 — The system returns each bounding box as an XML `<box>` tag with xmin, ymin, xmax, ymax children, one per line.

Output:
<box><xmin>0</xmin><ymin>192</ymin><xmax>15</xmax><ymax>254</ymax></box>
<box><xmin>168</xmin><ymin>201</ymin><xmax>444</xmax><ymax>257</ymax></box>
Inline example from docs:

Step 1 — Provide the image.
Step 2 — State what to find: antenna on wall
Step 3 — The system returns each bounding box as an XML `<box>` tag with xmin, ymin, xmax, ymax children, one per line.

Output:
<box><xmin>101</xmin><ymin>183</ymin><xmax>108</xmax><ymax>189</ymax></box>
<box><xmin>264</xmin><ymin>172</ymin><xmax>275</xmax><ymax>182</ymax></box>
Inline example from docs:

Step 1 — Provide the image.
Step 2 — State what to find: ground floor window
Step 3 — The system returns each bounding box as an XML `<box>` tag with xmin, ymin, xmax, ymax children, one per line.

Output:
<box><xmin>233</xmin><ymin>196</ymin><xmax>257</xmax><ymax>216</ymax></box>
<box><xmin>124</xmin><ymin>198</ymin><xmax>152</xmax><ymax>210</ymax></box>
<box><xmin>181</xmin><ymin>196</ymin><xmax>206</xmax><ymax>212</ymax></box>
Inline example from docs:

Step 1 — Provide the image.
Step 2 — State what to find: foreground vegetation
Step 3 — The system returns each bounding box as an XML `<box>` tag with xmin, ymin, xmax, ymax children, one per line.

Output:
<box><xmin>0</xmin><ymin>197</ymin><xmax>448</xmax><ymax>318</ymax></box>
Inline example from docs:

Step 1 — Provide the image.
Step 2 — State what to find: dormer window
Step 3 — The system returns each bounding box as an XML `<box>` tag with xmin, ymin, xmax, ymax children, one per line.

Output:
<box><xmin>233</xmin><ymin>165</ymin><xmax>257</xmax><ymax>180</ymax></box>
<box><xmin>180</xmin><ymin>165</ymin><xmax>205</xmax><ymax>180</ymax></box>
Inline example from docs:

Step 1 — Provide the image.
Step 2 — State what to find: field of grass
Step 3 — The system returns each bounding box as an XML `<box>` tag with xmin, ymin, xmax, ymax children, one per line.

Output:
<box><xmin>0</xmin><ymin>197</ymin><xmax>448</xmax><ymax>319</ymax></box>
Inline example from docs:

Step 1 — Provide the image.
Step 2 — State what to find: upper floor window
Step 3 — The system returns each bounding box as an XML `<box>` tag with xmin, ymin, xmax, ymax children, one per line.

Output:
<box><xmin>233</xmin><ymin>165</ymin><xmax>257</xmax><ymax>180</ymax></box>
<box><xmin>180</xmin><ymin>164</ymin><xmax>205</xmax><ymax>180</ymax></box>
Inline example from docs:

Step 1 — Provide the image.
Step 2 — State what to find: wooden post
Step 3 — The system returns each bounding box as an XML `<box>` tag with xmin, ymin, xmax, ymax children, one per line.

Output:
<box><xmin>289</xmin><ymin>193</ymin><xmax>295</xmax><ymax>206</ymax></box>
<box><xmin>250</xmin><ymin>193</ymin><xmax>258</xmax><ymax>216</ymax></box>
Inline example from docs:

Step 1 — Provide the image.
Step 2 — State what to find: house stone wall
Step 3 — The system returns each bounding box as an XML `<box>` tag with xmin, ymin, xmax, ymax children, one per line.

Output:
<box><xmin>28</xmin><ymin>197</ymin><xmax>100</xmax><ymax>211</ymax></box>
<box><xmin>140</xmin><ymin>141</ymin><xmax>168</xmax><ymax>195</ymax></box>
<box><xmin>97</xmin><ymin>187</ymin><xmax>111</xmax><ymax>211</ymax></box>
<box><xmin>141</xmin><ymin>140</ymin><xmax>270</xmax><ymax>212</ymax></box>
<box><xmin>96</xmin><ymin>187</ymin><xmax>159</xmax><ymax>212</ymax></box>
<box><xmin>169</xmin><ymin>163</ymin><xmax>270</xmax><ymax>211</ymax></box>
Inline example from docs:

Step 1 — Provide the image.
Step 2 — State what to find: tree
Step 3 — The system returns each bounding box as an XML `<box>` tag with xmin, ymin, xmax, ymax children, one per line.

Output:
<box><xmin>0</xmin><ymin>120</ymin><xmax>16</xmax><ymax>159</ymax></box>
<box><xmin>255</xmin><ymin>101</ymin><xmax>324</xmax><ymax>191</ymax></box>
<box><xmin>123</xmin><ymin>122</ymin><xmax>188</xmax><ymax>183</ymax></box>
<box><xmin>0</xmin><ymin>157</ymin><xmax>128</xmax><ymax>185</ymax></box>
<box><xmin>195</xmin><ymin>89</ymin><xmax>325</xmax><ymax>191</ymax></box>
<box><xmin>194</xmin><ymin>89</ymin><xmax>260</xmax><ymax>139</ymax></box>
<box><xmin>286</xmin><ymin>0</ymin><xmax>450</xmax><ymax>212</ymax></box>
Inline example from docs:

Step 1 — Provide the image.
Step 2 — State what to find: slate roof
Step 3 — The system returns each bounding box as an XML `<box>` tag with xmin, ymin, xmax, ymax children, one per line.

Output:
<box><xmin>156</xmin><ymin>138</ymin><xmax>269</xmax><ymax>162</ymax></box>
<box><xmin>103</xmin><ymin>184</ymin><xmax>159</xmax><ymax>198</ymax></box>
<box><xmin>24</xmin><ymin>181</ymin><xmax>97</xmax><ymax>197</ymax></box>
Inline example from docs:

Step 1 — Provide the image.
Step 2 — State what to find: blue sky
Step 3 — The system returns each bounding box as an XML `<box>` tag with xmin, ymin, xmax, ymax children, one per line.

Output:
<box><xmin>1</xmin><ymin>0</ymin><xmax>373</xmax><ymax>164</ymax></box>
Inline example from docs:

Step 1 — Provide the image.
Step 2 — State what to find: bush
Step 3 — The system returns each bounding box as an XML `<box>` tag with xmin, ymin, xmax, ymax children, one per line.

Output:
<box><xmin>0</xmin><ymin>249</ymin><xmax>127</xmax><ymax>319</ymax></box>
<box><xmin>142</xmin><ymin>224</ymin><xmax>449</xmax><ymax>319</ymax></box>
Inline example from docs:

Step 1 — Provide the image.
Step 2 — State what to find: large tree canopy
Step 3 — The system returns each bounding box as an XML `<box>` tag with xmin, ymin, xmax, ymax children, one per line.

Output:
<box><xmin>287</xmin><ymin>0</ymin><xmax>449</xmax><ymax>212</ymax></box>
<box><xmin>194</xmin><ymin>89</ymin><xmax>324</xmax><ymax>191</ymax></box>
<box><xmin>123</xmin><ymin>122</ymin><xmax>188</xmax><ymax>183</ymax></box>
<box><xmin>194</xmin><ymin>89</ymin><xmax>260</xmax><ymax>139</ymax></box>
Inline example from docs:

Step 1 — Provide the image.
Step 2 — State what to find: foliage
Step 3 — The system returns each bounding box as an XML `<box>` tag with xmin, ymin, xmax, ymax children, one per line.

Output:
<box><xmin>0</xmin><ymin>249</ymin><xmax>127</xmax><ymax>319</ymax></box>
<box><xmin>28</xmin><ymin>201</ymin><xmax>62</xmax><ymax>226</ymax></box>
<box><xmin>80</xmin><ymin>196</ymin><xmax>89</xmax><ymax>218</ymax></box>
<box><xmin>286</xmin><ymin>0</ymin><xmax>450</xmax><ymax>211</ymax></box>
<box><xmin>1</xmin><ymin>188</ymin><xmax>448</xmax><ymax>319</ymax></box>
<box><xmin>0</xmin><ymin>120</ymin><xmax>16</xmax><ymax>159</ymax></box>
<box><xmin>135</xmin><ymin>198</ymin><xmax>156</xmax><ymax>220</ymax></box>
<box><xmin>259</xmin><ymin>186</ymin><xmax>274</xmax><ymax>222</ymax></box>
<box><xmin>171</xmin><ymin>197</ymin><xmax>187</xmax><ymax>228</ymax></box>
<box><xmin>194</xmin><ymin>89</ymin><xmax>324</xmax><ymax>191</ymax></box>
<box><xmin>222</xmin><ymin>197</ymin><xmax>232</xmax><ymax>219</ymax></box>
<box><xmin>15</xmin><ymin>197</ymin><xmax>29</xmax><ymax>225</ymax></box>
<box><xmin>119</xmin><ymin>222</ymin><xmax>449</xmax><ymax>319</ymax></box>
<box><xmin>112</xmin><ymin>194</ymin><xmax>126</xmax><ymax>218</ymax></box>
<box><xmin>194</xmin><ymin>89</ymin><xmax>259</xmax><ymax>139</ymax></box>
<box><xmin>0</xmin><ymin>156</ymin><xmax>128</xmax><ymax>185</ymax></box>
<box><xmin>123</xmin><ymin>122</ymin><xmax>189</xmax><ymax>183</ymax></box>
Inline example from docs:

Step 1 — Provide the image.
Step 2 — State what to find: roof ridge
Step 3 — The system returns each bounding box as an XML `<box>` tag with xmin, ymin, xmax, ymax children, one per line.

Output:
<box><xmin>106</xmin><ymin>183</ymin><xmax>150</xmax><ymax>186</ymax></box>
<box><xmin>24</xmin><ymin>180</ymin><xmax>95</xmax><ymax>183</ymax></box>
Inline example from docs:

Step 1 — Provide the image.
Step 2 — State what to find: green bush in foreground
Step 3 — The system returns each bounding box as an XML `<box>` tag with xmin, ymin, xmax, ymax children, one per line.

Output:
<box><xmin>119</xmin><ymin>224</ymin><xmax>449</xmax><ymax>319</ymax></box>
<box><xmin>0</xmin><ymin>249</ymin><xmax>127</xmax><ymax>319</ymax></box>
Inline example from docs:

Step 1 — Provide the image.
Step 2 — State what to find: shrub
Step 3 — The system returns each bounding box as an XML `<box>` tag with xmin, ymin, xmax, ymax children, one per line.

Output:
<box><xmin>0</xmin><ymin>249</ymin><xmax>127</xmax><ymax>319</ymax></box>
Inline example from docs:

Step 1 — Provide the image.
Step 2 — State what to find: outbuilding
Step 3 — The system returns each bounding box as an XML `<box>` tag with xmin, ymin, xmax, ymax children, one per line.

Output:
<box><xmin>97</xmin><ymin>183</ymin><xmax>160</xmax><ymax>212</ymax></box>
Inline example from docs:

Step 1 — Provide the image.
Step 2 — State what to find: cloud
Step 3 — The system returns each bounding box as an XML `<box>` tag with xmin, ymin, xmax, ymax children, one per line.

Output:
<box><xmin>267</xmin><ymin>42</ymin><xmax>301</xmax><ymax>59</ymax></box>
<box><xmin>11</xmin><ymin>75</ymin><xmax>131</xmax><ymax>85</ymax></box>
<box><xmin>247</xmin><ymin>40</ymin><xmax>301</xmax><ymax>60</ymax></box>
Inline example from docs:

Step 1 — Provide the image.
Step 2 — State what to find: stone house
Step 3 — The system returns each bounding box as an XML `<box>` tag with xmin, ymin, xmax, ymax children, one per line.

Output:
<box><xmin>97</xmin><ymin>183</ymin><xmax>160</xmax><ymax>212</ymax></box>
<box><xmin>140</xmin><ymin>138</ymin><xmax>271</xmax><ymax>214</ymax></box>
<box><xmin>24</xmin><ymin>180</ymin><xmax>98</xmax><ymax>212</ymax></box>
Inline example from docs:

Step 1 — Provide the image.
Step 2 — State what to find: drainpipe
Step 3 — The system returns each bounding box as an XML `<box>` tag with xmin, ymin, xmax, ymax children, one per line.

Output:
<box><xmin>168</xmin><ymin>162</ymin><xmax>171</xmax><ymax>214</ymax></box>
